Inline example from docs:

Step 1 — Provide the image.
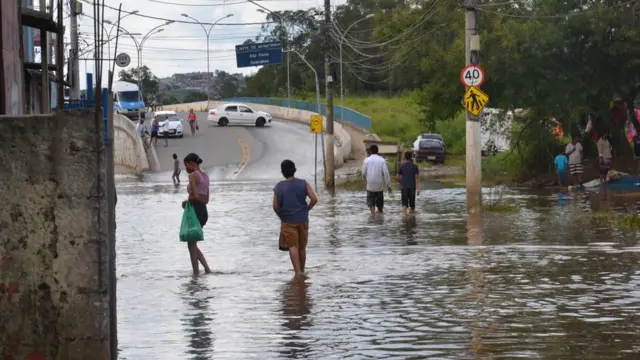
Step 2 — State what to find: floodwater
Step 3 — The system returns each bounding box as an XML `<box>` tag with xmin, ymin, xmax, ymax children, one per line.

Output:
<box><xmin>116</xmin><ymin>173</ymin><xmax>640</xmax><ymax>359</ymax></box>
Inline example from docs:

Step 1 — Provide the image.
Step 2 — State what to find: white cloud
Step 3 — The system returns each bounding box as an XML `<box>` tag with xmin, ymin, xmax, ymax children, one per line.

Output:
<box><xmin>74</xmin><ymin>0</ymin><xmax>324</xmax><ymax>89</ymax></box>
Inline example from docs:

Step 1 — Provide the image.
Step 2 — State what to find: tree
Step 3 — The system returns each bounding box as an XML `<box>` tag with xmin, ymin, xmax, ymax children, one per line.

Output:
<box><xmin>118</xmin><ymin>66</ymin><xmax>159</xmax><ymax>103</ymax></box>
<box><xmin>183</xmin><ymin>91</ymin><xmax>208</xmax><ymax>103</ymax></box>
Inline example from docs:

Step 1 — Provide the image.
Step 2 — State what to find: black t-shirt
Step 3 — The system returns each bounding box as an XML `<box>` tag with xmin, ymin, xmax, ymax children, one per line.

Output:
<box><xmin>398</xmin><ymin>161</ymin><xmax>419</xmax><ymax>189</ymax></box>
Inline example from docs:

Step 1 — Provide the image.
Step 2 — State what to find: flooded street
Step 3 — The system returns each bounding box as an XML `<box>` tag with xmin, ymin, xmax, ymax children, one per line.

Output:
<box><xmin>116</xmin><ymin>175</ymin><xmax>640</xmax><ymax>359</ymax></box>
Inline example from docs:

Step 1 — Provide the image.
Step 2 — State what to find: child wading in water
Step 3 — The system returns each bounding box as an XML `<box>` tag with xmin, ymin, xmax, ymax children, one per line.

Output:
<box><xmin>397</xmin><ymin>151</ymin><xmax>420</xmax><ymax>216</ymax></box>
<box><xmin>273</xmin><ymin>160</ymin><xmax>318</xmax><ymax>278</ymax></box>
<box><xmin>554</xmin><ymin>150</ymin><xmax>569</xmax><ymax>188</ymax></box>
<box><xmin>172</xmin><ymin>153</ymin><xmax>181</xmax><ymax>185</ymax></box>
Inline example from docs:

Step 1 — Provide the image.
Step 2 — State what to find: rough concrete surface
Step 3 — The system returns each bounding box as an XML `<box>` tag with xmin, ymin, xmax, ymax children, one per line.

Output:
<box><xmin>113</xmin><ymin>114</ymin><xmax>159</xmax><ymax>173</ymax></box>
<box><xmin>0</xmin><ymin>110</ymin><xmax>110</xmax><ymax>360</ymax></box>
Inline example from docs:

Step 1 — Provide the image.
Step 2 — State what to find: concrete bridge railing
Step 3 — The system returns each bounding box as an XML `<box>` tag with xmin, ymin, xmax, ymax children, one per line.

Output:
<box><xmin>165</xmin><ymin>101</ymin><xmax>353</xmax><ymax>166</ymax></box>
<box><xmin>113</xmin><ymin>114</ymin><xmax>159</xmax><ymax>172</ymax></box>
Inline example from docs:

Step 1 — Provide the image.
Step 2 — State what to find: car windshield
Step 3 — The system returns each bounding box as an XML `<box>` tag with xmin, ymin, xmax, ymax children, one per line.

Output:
<box><xmin>118</xmin><ymin>91</ymin><xmax>140</xmax><ymax>103</ymax></box>
<box><xmin>419</xmin><ymin>140</ymin><xmax>443</xmax><ymax>149</ymax></box>
<box><xmin>155</xmin><ymin>114</ymin><xmax>177</xmax><ymax>122</ymax></box>
<box><xmin>421</xmin><ymin>134</ymin><xmax>443</xmax><ymax>141</ymax></box>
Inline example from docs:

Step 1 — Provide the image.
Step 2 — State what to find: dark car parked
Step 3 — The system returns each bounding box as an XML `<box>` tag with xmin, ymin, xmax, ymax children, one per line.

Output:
<box><xmin>414</xmin><ymin>139</ymin><xmax>445</xmax><ymax>164</ymax></box>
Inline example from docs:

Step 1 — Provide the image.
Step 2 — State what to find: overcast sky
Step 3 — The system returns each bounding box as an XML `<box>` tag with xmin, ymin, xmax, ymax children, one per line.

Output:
<box><xmin>73</xmin><ymin>0</ymin><xmax>341</xmax><ymax>88</ymax></box>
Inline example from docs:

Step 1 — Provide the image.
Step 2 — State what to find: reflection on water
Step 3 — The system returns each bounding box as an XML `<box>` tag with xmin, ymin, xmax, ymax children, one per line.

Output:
<box><xmin>116</xmin><ymin>178</ymin><xmax>640</xmax><ymax>359</ymax></box>
<box><xmin>181</xmin><ymin>278</ymin><xmax>214</xmax><ymax>360</ymax></box>
<box><xmin>279</xmin><ymin>278</ymin><xmax>312</xmax><ymax>359</ymax></box>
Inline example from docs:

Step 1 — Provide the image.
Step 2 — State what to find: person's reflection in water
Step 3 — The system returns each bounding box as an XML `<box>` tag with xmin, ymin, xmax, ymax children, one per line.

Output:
<box><xmin>180</xmin><ymin>278</ymin><xmax>215</xmax><ymax>360</ymax></box>
<box><xmin>400</xmin><ymin>216</ymin><xmax>418</xmax><ymax>246</ymax></box>
<box><xmin>279</xmin><ymin>277</ymin><xmax>313</xmax><ymax>359</ymax></box>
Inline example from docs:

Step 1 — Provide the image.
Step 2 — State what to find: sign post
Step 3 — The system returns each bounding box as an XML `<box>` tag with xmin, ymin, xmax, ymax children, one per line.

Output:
<box><xmin>235</xmin><ymin>42</ymin><xmax>283</xmax><ymax>68</ymax></box>
<box><xmin>462</xmin><ymin>86</ymin><xmax>489</xmax><ymax>116</ymax></box>
<box><xmin>310</xmin><ymin>115</ymin><xmax>323</xmax><ymax>190</ymax></box>
<box><xmin>115</xmin><ymin>53</ymin><xmax>131</xmax><ymax>68</ymax></box>
<box><xmin>460</xmin><ymin>64</ymin><xmax>485</xmax><ymax>88</ymax></box>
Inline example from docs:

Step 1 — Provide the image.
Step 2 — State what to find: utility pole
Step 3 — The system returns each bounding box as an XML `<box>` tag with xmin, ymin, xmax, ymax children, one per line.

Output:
<box><xmin>69</xmin><ymin>0</ymin><xmax>81</xmax><ymax>99</ymax></box>
<box><xmin>324</xmin><ymin>0</ymin><xmax>335</xmax><ymax>189</ymax></box>
<box><xmin>464</xmin><ymin>0</ymin><xmax>482</xmax><ymax>213</ymax></box>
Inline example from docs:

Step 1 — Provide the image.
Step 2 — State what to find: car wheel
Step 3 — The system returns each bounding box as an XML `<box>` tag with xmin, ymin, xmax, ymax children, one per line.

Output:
<box><xmin>218</xmin><ymin>118</ymin><xmax>229</xmax><ymax>126</ymax></box>
<box><xmin>256</xmin><ymin>117</ymin><xmax>266</xmax><ymax>127</ymax></box>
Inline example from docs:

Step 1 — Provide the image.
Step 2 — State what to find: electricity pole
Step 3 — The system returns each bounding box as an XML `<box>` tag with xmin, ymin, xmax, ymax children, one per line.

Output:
<box><xmin>324</xmin><ymin>0</ymin><xmax>335</xmax><ymax>189</ymax></box>
<box><xmin>69</xmin><ymin>0</ymin><xmax>81</xmax><ymax>99</ymax></box>
<box><xmin>464</xmin><ymin>0</ymin><xmax>482</xmax><ymax>213</ymax></box>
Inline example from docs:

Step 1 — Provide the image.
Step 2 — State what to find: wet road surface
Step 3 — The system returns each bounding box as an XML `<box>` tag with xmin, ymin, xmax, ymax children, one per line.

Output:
<box><xmin>116</xmin><ymin>160</ymin><xmax>640</xmax><ymax>360</ymax></box>
<box><xmin>151</xmin><ymin>112</ymin><xmax>324</xmax><ymax>182</ymax></box>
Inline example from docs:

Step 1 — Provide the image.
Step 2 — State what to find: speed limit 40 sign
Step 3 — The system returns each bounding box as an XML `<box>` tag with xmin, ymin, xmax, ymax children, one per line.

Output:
<box><xmin>460</xmin><ymin>64</ymin><xmax>485</xmax><ymax>87</ymax></box>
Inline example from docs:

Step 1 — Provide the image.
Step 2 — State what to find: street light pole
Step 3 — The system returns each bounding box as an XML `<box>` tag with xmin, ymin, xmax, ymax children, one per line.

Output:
<box><xmin>254</xmin><ymin>6</ymin><xmax>291</xmax><ymax>106</ymax></box>
<box><xmin>103</xmin><ymin>10</ymin><xmax>138</xmax><ymax>69</ymax></box>
<box><xmin>285</xmin><ymin>49</ymin><xmax>324</xmax><ymax>190</ymax></box>
<box><xmin>181</xmin><ymin>13</ymin><xmax>234</xmax><ymax>109</ymax></box>
<box><xmin>119</xmin><ymin>22</ymin><xmax>172</xmax><ymax>120</ymax></box>
<box><xmin>339</xmin><ymin>14</ymin><xmax>374</xmax><ymax>122</ymax></box>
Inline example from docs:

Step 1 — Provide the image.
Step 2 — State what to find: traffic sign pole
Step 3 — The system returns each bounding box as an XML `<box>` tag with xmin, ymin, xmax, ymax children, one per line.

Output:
<box><xmin>463</xmin><ymin>0</ymin><xmax>482</xmax><ymax>215</ymax></box>
<box><xmin>460</xmin><ymin>64</ymin><xmax>485</xmax><ymax>88</ymax></box>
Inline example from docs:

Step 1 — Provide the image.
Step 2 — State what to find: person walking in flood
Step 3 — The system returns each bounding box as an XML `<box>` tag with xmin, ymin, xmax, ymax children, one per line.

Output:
<box><xmin>554</xmin><ymin>150</ymin><xmax>569</xmax><ymax>188</ymax></box>
<box><xmin>566</xmin><ymin>135</ymin><xmax>584</xmax><ymax>187</ymax></box>
<box><xmin>273</xmin><ymin>160</ymin><xmax>318</xmax><ymax>278</ymax></box>
<box><xmin>181</xmin><ymin>153</ymin><xmax>212</xmax><ymax>275</ymax></box>
<box><xmin>362</xmin><ymin>145</ymin><xmax>392</xmax><ymax>215</ymax></box>
<box><xmin>172</xmin><ymin>153</ymin><xmax>181</xmax><ymax>185</ymax></box>
<box><xmin>597</xmin><ymin>133</ymin><xmax>613</xmax><ymax>184</ymax></box>
<box><xmin>397</xmin><ymin>151</ymin><xmax>420</xmax><ymax>216</ymax></box>
<box><xmin>188</xmin><ymin>109</ymin><xmax>197</xmax><ymax>136</ymax></box>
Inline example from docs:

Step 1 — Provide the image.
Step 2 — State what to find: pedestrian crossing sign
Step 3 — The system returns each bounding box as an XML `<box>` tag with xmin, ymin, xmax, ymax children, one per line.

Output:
<box><xmin>462</xmin><ymin>86</ymin><xmax>489</xmax><ymax>116</ymax></box>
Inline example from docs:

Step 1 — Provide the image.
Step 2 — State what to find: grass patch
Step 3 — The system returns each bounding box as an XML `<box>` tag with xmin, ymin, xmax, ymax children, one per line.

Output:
<box><xmin>482</xmin><ymin>186</ymin><xmax>519</xmax><ymax>213</ymax></box>
<box><xmin>586</xmin><ymin>211</ymin><xmax>640</xmax><ymax>230</ymax></box>
<box><xmin>617</xmin><ymin>214</ymin><xmax>640</xmax><ymax>230</ymax></box>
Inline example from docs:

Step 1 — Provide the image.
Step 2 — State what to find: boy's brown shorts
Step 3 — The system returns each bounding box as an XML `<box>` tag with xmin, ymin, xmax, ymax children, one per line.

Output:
<box><xmin>279</xmin><ymin>222</ymin><xmax>309</xmax><ymax>250</ymax></box>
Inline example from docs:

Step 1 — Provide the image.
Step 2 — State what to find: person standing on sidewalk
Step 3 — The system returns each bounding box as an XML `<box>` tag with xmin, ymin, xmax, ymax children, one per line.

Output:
<box><xmin>273</xmin><ymin>160</ymin><xmax>318</xmax><ymax>278</ymax></box>
<box><xmin>397</xmin><ymin>151</ymin><xmax>420</xmax><ymax>216</ymax></box>
<box><xmin>362</xmin><ymin>145</ymin><xmax>392</xmax><ymax>215</ymax></box>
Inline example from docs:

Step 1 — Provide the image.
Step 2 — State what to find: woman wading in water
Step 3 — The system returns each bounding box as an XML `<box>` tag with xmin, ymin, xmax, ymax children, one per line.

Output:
<box><xmin>182</xmin><ymin>153</ymin><xmax>212</xmax><ymax>275</ymax></box>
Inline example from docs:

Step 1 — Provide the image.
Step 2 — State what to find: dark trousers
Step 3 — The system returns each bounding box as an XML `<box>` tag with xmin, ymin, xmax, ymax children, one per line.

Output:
<box><xmin>366</xmin><ymin>191</ymin><xmax>384</xmax><ymax>211</ymax></box>
<box><xmin>401</xmin><ymin>188</ymin><xmax>416</xmax><ymax>209</ymax></box>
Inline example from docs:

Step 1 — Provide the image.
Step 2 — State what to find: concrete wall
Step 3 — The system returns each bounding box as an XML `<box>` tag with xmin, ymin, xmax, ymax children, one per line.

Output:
<box><xmin>166</xmin><ymin>101</ymin><xmax>353</xmax><ymax>166</ymax></box>
<box><xmin>1</xmin><ymin>0</ymin><xmax>24</xmax><ymax>115</ymax></box>
<box><xmin>113</xmin><ymin>114</ymin><xmax>159</xmax><ymax>172</ymax></box>
<box><xmin>0</xmin><ymin>109</ymin><xmax>111</xmax><ymax>359</ymax></box>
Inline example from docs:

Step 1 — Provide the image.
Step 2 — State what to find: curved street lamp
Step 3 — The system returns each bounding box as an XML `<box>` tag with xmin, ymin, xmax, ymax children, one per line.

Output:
<box><xmin>103</xmin><ymin>10</ymin><xmax>139</xmax><ymax>68</ymax></box>
<box><xmin>256</xmin><ymin>8</ymin><xmax>291</xmax><ymax>104</ymax></box>
<box><xmin>339</xmin><ymin>14</ymin><xmax>374</xmax><ymax>122</ymax></box>
<box><xmin>181</xmin><ymin>13</ymin><xmax>233</xmax><ymax>107</ymax></box>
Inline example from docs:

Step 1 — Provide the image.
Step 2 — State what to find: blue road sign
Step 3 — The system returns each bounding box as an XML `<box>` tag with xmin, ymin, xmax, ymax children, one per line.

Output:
<box><xmin>235</xmin><ymin>41</ymin><xmax>283</xmax><ymax>68</ymax></box>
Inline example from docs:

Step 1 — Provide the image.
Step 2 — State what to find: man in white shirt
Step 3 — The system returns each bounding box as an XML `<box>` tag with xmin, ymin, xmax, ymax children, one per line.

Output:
<box><xmin>161</xmin><ymin>116</ymin><xmax>170</xmax><ymax>147</ymax></box>
<box><xmin>362</xmin><ymin>145</ymin><xmax>392</xmax><ymax>214</ymax></box>
<box><xmin>565</xmin><ymin>135</ymin><xmax>583</xmax><ymax>186</ymax></box>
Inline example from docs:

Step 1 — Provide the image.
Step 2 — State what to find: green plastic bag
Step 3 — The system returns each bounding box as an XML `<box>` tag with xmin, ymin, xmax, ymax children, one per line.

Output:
<box><xmin>179</xmin><ymin>202</ymin><xmax>204</xmax><ymax>242</ymax></box>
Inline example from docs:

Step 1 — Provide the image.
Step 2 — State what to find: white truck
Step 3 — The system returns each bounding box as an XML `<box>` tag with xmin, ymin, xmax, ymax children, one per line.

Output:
<box><xmin>112</xmin><ymin>81</ymin><xmax>146</xmax><ymax>120</ymax></box>
<box><xmin>480</xmin><ymin>108</ymin><xmax>514</xmax><ymax>156</ymax></box>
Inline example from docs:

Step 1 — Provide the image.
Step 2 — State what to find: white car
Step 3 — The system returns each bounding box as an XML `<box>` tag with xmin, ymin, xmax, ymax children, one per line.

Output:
<box><xmin>153</xmin><ymin>111</ymin><xmax>184</xmax><ymax>138</ymax></box>
<box><xmin>207</xmin><ymin>103</ymin><xmax>272</xmax><ymax>127</ymax></box>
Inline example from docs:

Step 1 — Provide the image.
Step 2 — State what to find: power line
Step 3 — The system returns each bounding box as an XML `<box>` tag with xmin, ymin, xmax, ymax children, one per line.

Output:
<box><xmin>79</xmin><ymin>0</ymin><xmax>277</xmax><ymax>25</ymax></box>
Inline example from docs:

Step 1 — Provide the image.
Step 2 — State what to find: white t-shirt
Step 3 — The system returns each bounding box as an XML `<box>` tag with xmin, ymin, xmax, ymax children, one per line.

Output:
<box><xmin>362</xmin><ymin>154</ymin><xmax>391</xmax><ymax>192</ymax></box>
<box><xmin>162</xmin><ymin>118</ymin><xmax>171</xmax><ymax>131</ymax></box>
<box><xmin>566</xmin><ymin>142</ymin><xmax>583</xmax><ymax>164</ymax></box>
